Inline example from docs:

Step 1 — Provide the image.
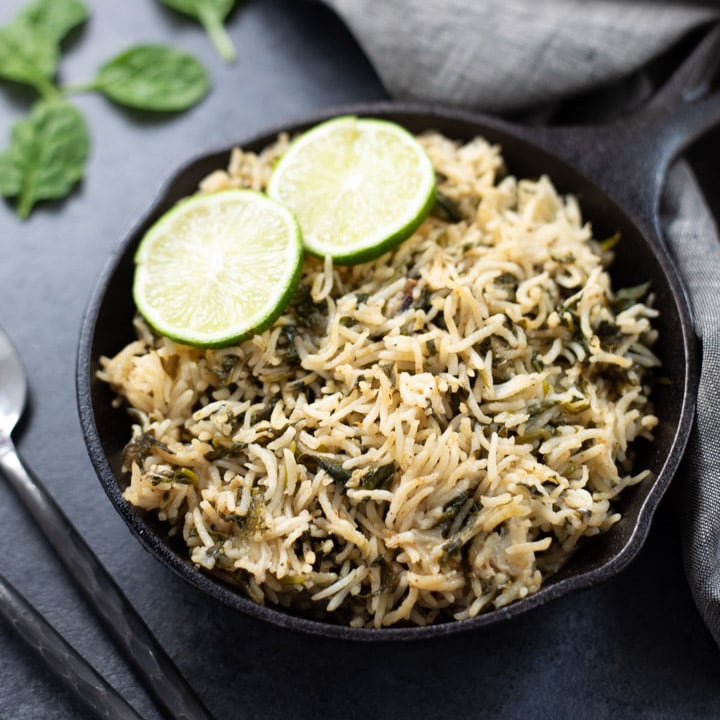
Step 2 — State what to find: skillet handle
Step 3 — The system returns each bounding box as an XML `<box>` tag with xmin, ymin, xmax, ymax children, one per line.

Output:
<box><xmin>624</xmin><ymin>21</ymin><xmax>720</xmax><ymax>202</ymax></box>
<box><xmin>518</xmin><ymin>23</ymin><xmax>720</xmax><ymax>238</ymax></box>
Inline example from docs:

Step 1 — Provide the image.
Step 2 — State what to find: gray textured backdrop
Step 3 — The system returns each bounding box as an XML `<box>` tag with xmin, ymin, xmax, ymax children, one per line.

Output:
<box><xmin>0</xmin><ymin>1</ymin><xmax>719</xmax><ymax>718</ymax></box>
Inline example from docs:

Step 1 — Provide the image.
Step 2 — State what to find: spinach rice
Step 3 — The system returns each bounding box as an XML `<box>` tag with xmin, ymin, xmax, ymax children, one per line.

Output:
<box><xmin>99</xmin><ymin>130</ymin><xmax>659</xmax><ymax>627</ymax></box>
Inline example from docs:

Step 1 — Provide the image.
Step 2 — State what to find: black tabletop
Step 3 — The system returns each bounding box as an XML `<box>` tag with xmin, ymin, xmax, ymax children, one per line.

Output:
<box><xmin>1</xmin><ymin>2</ymin><xmax>719</xmax><ymax>718</ymax></box>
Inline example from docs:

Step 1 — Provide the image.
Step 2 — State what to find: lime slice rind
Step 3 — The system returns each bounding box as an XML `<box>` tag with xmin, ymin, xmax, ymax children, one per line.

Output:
<box><xmin>133</xmin><ymin>189</ymin><xmax>302</xmax><ymax>348</ymax></box>
<box><xmin>267</xmin><ymin>116</ymin><xmax>436</xmax><ymax>265</ymax></box>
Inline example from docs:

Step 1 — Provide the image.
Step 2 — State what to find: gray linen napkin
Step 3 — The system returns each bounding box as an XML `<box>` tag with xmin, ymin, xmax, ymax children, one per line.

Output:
<box><xmin>321</xmin><ymin>0</ymin><xmax>720</xmax><ymax>645</ymax></box>
<box><xmin>665</xmin><ymin>164</ymin><xmax>720</xmax><ymax>647</ymax></box>
<box><xmin>323</xmin><ymin>0</ymin><xmax>716</xmax><ymax>114</ymax></box>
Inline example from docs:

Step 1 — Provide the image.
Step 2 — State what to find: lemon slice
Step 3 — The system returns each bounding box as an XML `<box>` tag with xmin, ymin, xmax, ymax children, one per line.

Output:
<box><xmin>133</xmin><ymin>189</ymin><xmax>302</xmax><ymax>348</ymax></box>
<box><xmin>267</xmin><ymin>116</ymin><xmax>436</xmax><ymax>264</ymax></box>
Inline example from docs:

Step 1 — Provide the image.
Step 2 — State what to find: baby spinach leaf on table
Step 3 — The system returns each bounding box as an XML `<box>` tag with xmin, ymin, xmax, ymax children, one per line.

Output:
<box><xmin>0</xmin><ymin>0</ymin><xmax>88</xmax><ymax>96</ymax></box>
<box><xmin>0</xmin><ymin>21</ymin><xmax>59</xmax><ymax>97</ymax></box>
<box><xmin>0</xmin><ymin>0</ymin><xmax>210</xmax><ymax>218</ymax></box>
<box><xmin>160</xmin><ymin>0</ymin><xmax>238</xmax><ymax>62</ymax></box>
<box><xmin>0</xmin><ymin>100</ymin><xmax>89</xmax><ymax>218</ymax></box>
<box><xmin>16</xmin><ymin>0</ymin><xmax>89</xmax><ymax>44</ymax></box>
<box><xmin>90</xmin><ymin>45</ymin><xmax>210</xmax><ymax>111</ymax></box>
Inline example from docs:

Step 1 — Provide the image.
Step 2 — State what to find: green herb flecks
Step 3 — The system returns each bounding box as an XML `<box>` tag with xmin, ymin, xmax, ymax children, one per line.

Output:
<box><xmin>249</xmin><ymin>396</ymin><xmax>279</xmax><ymax>425</ymax></box>
<box><xmin>495</xmin><ymin>272</ymin><xmax>518</xmax><ymax>300</ymax></box>
<box><xmin>432</xmin><ymin>190</ymin><xmax>462</xmax><ymax>223</ymax></box>
<box><xmin>122</xmin><ymin>431</ymin><xmax>173</xmax><ymax>470</ymax></box>
<box><xmin>220</xmin><ymin>489</ymin><xmax>266</xmax><ymax>539</ymax></box>
<box><xmin>299</xmin><ymin>453</ymin><xmax>352</xmax><ymax>486</ymax></box>
<box><xmin>516</xmin><ymin>426</ymin><xmax>553</xmax><ymax>444</ymax></box>
<box><xmin>316</xmin><ymin>458</ymin><xmax>352</xmax><ymax>486</ymax></box>
<box><xmin>279</xmin><ymin>325</ymin><xmax>300</xmax><ymax>364</ymax></box>
<box><xmin>288</xmin><ymin>285</ymin><xmax>328</xmax><ymax>333</ymax></box>
<box><xmin>213</xmin><ymin>353</ymin><xmax>239</xmax><ymax>385</ymax></box>
<box><xmin>357</xmin><ymin>554</ymin><xmax>399</xmax><ymax>598</ymax></box>
<box><xmin>358</xmin><ymin>462</ymin><xmax>396</xmax><ymax>491</ymax></box>
<box><xmin>595</xmin><ymin>319</ymin><xmax>624</xmax><ymax>352</ymax></box>
<box><xmin>598</xmin><ymin>231</ymin><xmax>621</xmax><ymax>253</ymax></box>
<box><xmin>173</xmin><ymin>467</ymin><xmax>198</xmax><ymax>485</ymax></box>
<box><xmin>531</xmin><ymin>352</ymin><xmax>544</xmax><ymax>373</ymax></box>
<box><xmin>160</xmin><ymin>0</ymin><xmax>238</xmax><ymax>62</ymax></box>
<box><xmin>433</xmin><ymin>491</ymin><xmax>469</xmax><ymax>535</ymax></box>
<box><xmin>440</xmin><ymin>501</ymin><xmax>481</xmax><ymax>562</ymax></box>
<box><xmin>205</xmin><ymin>437</ymin><xmax>247</xmax><ymax>461</ymax></box>
<box><xmin>612</xmin><ymin>282</ymin><xmax>651</xmax><ymax>314</ymax></box>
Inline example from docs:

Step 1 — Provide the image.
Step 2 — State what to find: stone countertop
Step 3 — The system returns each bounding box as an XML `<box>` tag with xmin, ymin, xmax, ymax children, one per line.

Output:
<box><xmin>0</xmin><ymin>1</ymin><xmax>719</xmax><ymax>718</ymax></box>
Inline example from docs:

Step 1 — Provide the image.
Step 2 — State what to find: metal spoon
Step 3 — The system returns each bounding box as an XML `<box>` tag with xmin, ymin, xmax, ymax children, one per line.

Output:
<box><xmin>0</xmin><ymin>325</ymin><xmax>214</xmax><ymax>720</ymax></box>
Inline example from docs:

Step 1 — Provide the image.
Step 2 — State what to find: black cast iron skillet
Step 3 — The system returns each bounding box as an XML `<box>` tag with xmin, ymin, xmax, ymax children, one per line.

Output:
<box><xmin>77</xmin><ymin>26</ymin><xmax>720</xmax><ymax>640</ymax></box>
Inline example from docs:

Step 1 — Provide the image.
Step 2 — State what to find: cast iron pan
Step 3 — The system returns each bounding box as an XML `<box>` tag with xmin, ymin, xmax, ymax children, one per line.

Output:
<box><xmin>77</xmin><ymin>26</ymin><xmax>720</xmax><ymax>640</ymax></box>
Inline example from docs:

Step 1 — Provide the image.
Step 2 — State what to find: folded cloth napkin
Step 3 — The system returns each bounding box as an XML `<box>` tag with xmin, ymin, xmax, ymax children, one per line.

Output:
<box><xmin>665</xmin><ymin>164</ymin><xmax>720</xmax><ymax>648</ymax></box>
<box><xmin>322</xmin><ymin>0</ymin><xmax>716</xmax><ymax>114</ymax></box>
<box><xmin>321</xmin><ymin>0</ymin><xmax>720</xmax><ymax>645</ymax></box>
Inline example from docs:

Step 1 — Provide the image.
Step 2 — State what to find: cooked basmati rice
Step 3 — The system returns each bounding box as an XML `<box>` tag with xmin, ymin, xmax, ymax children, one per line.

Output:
<box><xmin>99</xmin><ymin>130</ymin><xmax>660</xmax><ymax>627</ymax></box>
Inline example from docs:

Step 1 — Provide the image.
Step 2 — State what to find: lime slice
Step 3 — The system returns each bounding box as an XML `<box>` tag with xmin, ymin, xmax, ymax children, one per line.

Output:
<box><xmin>267</xmin><ymin>116</ymin><xmax>436</xmax><ymax>264</ymax></box>
<box><xmin>133</xmin><ymin>189</ymin><xmax>302</xmax><ymax>348</ymax></box>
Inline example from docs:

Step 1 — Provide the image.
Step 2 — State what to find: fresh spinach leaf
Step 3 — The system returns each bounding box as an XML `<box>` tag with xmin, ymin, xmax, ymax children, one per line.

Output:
<box><xmin>17</xmin><ymin>0</ymin><xmax>89</xmax><ymax>44</ymax></box>
<box><xmin>0</xmin><ymin>0</ymin><xmax>88</xmax><ymax>96</ymax></box>
<box><xmin>0</xmin><ymin>0</ymin><xmax>210</xmax><ymax>218</ymax></box>
<box><xmin>0</xmin><ymin>20</ymin><xmax>59</xmax><ymax>96</ymax></box>
<box><xmin>0</xmin><ymin>100</ymin><xmax>89</xmax><ymax>218</ymax></box>
<box><xmin>160</xmin><ymin>0</ymin><xmax>237</xmax><ymax>62</ymax></box>
<box><xmin>91</xmin><ymin>45</ymin><xmax>210</xmax><ymax>111</ymax></box>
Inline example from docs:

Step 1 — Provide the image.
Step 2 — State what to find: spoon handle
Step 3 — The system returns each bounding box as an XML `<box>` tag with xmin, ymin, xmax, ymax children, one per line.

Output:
<box><xmin>0</xmin><ymin>436</ymin><xmax>214</xmax><ymax>720</ymax></box>
<box><xmin>0</xmin><ymin>572</ymin><xmax>143</xmax><ymax>720</ymax></box>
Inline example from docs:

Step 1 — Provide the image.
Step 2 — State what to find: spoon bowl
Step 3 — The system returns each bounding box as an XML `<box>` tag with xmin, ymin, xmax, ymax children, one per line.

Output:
<box><xmin>0</xmin><ymin>328</ymin><xmax>26</xmax><ymax>439</ymax></box>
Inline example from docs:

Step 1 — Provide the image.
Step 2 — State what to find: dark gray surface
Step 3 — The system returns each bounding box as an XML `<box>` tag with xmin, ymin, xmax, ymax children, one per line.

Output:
<box><xmin>0</xmin><ymin>1</ymin><xmax>719</xmax><ymax>718</ymax></box>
